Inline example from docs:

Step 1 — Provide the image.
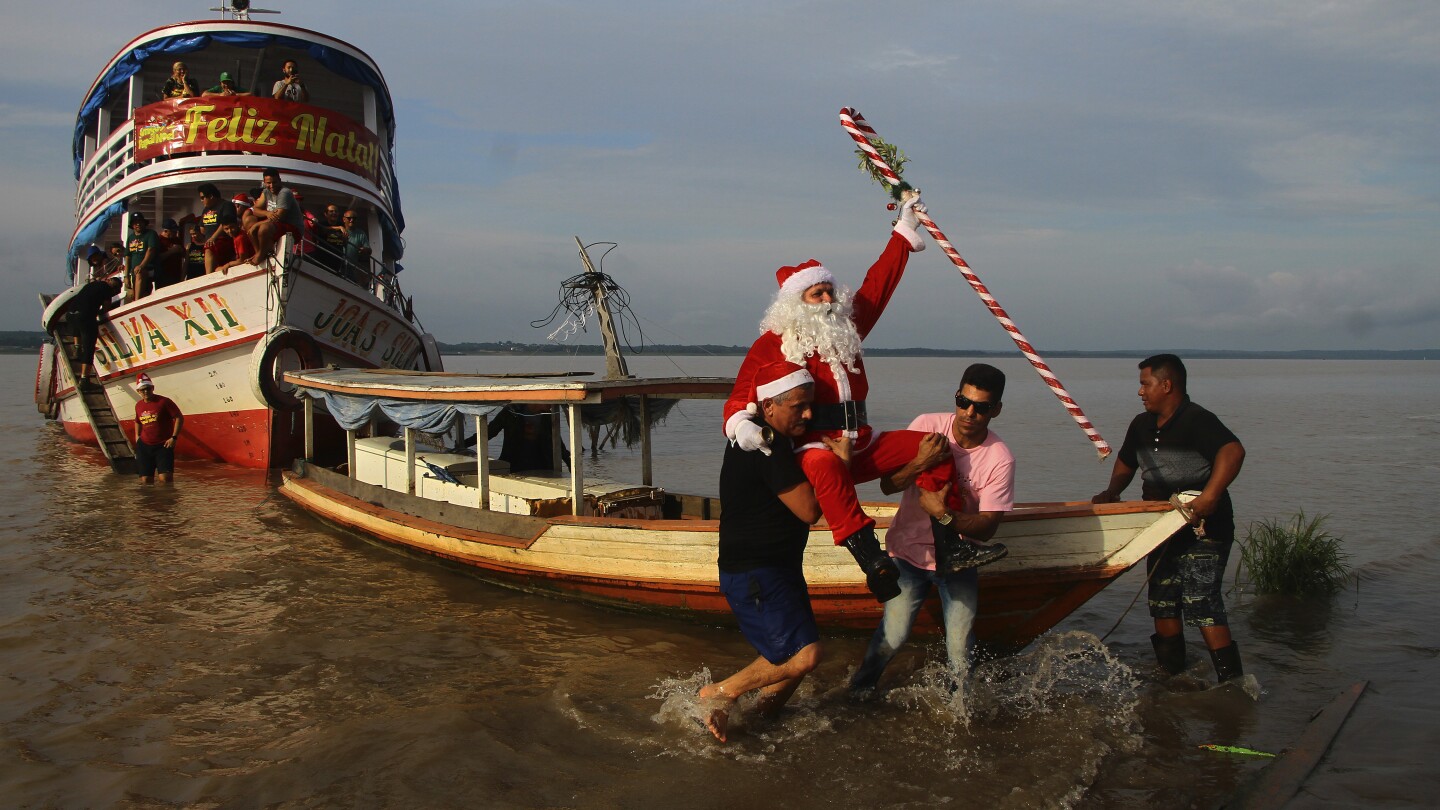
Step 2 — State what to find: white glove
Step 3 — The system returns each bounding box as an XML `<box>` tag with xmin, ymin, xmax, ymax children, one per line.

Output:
<box><xmin>897</xmin><ymin>189</ymin><xmax>926</xmax><ymax>231</ymax></box>
<box><xmin>734</xmin><ymin>417</ymin><xmax>772</xmax><ymax>456</ymax></box>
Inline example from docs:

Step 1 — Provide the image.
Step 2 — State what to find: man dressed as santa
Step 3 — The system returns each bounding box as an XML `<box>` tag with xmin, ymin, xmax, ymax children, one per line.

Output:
<box><xmin>724</xmin><ymin>193</ymin><xmax>997</xmax><ymax>603</ymax></box>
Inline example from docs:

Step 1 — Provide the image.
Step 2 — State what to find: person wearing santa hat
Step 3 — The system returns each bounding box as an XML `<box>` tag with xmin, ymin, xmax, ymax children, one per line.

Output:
<box><xmin>133</xmin><ymin>373</ymin><xmax>184</xmax><ymax>484</ymax></box>
<box><xmin>701</xmin><ymin>360</ymin><xmax>839</xmax><ymax>743</ymax></box>
<box><xmin>723</xmin><ymin>192</ymin><xmax>994</xmax><ymax>603</ymax></box>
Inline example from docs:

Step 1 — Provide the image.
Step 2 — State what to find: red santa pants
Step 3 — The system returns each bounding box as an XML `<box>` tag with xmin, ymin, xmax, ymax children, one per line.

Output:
<box><xmin>797</xmin><ymin>429</ymin><xmax>958</xmax><ymax>543</ymax></box>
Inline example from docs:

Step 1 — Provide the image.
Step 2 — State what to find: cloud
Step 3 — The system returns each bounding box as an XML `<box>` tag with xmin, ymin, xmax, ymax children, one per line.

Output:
<box><xmin>1167</xmin><ymin>260</ymin><xmax>1440</xmax><ymax>339</ymax></box>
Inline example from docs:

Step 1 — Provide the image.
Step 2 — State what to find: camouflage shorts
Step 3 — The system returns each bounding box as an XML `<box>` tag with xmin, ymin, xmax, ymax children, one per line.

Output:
<box><xmin>1146</xmin><ymin>525</ymin><xmax>1233</xmax><ymax>627</ymax></box>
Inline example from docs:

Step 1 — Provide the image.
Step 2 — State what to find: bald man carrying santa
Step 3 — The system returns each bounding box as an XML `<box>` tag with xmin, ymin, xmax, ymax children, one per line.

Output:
<box><xmin>725</xmin><ymin>192</ymin><xmax>999</xmax><ymax>603</ymax></box>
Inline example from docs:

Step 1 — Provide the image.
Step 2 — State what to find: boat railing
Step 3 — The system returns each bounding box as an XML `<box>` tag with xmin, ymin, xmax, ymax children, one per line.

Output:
<box><xmin>75</xmin><ymin>118</ymin><xmax>399</xmax><ymax>236</ymax></box>
<box><xmin>290</xmin><ymin>231</ymin><xmax>419</xmax><ymax>328</ymax></box>
<box><xmin>76</xmin><ymin>122</ymin><xmax>137</xmax><ymax>216</ymax></box>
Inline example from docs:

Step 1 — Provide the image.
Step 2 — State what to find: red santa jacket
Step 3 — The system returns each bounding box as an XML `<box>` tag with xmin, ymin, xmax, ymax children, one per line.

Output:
<box><xmin>724</xmin><ymin>229</ymin><xmax>920</xmax><ymax>449</ymax></box>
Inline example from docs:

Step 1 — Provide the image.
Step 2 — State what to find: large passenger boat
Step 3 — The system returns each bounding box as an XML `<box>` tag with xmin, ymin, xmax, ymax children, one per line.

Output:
<box><xmin>35</xmin><ymin>5</ymin><xmax>441</xmax><ymax>470</ymax></box>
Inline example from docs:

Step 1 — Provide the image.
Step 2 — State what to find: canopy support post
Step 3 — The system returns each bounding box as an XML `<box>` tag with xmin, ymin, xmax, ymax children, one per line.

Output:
<box><xmin>303</xmin><ymin>396</ymin><xmax>314</xmax><ymax>461</ymax></box>
<box><xmin>475</xmin><ymin>413</ymin><xmax>489</xmax><ymax>511</ymax></box>
<box><xmin>404</xmin><ymin>427</ymin><xmax>416</xmax><ymax>495</ymax></box>
<box><xmin>640</xmin><ymin>395</ymin><xmax>653</xmax><ymax>486</ymax></box>
<box><xmin>346</xmin><ymin>428</ymin><xmax>356</xmax><ymax>478</ymax></box>
<box><xmin>550</xmin><ymin>405</ymin><xmax>564</xmax><ymax>472</ymax></box>
<box><xmin>568</xmin><ymin>404</ymin><xmax>584</xmax><ymax>516</ymax></box>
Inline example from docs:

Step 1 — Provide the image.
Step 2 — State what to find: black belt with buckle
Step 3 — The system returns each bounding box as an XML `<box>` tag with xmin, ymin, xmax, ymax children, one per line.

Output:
<box><xmin>809</xmin><ymin>400</ymin><xmax>868</xmax><ymax>432</ymax></box>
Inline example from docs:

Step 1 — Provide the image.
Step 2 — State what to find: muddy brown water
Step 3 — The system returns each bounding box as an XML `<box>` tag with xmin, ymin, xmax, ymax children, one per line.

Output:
<box><xmin>3</xmin><ymin>354</ymin><xmax>1436</xmax><ymax>807</ymax></box>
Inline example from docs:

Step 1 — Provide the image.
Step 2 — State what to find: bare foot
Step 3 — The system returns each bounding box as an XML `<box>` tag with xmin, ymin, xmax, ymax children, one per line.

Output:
<box><xmin>703</xmin><ymin>706</ymin><xmax>729</xmax><ymax>743</ymax></box>
<box><xmin>697</xmin><ymin>684</ymin><xmax>732</xmax><ymax>743</ymax></box>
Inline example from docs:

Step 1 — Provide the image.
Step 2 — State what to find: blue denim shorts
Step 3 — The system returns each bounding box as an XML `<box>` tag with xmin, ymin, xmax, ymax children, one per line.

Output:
<box><xmin>719</xmin><ymin>566</ymin><xmax>819</xmax><ymax>665</ymax></box>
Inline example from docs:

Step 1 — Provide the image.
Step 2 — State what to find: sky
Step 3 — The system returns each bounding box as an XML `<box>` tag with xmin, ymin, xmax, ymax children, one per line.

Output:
<box><xmin>2</xmin><ymin>0</ymin><xmax>1437</xmax><ymax>352</ymax></box>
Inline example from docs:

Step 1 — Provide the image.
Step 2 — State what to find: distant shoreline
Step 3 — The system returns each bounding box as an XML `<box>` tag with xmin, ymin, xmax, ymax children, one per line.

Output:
<box><xmin>1</xmin><ymin>332</ymin><xmax>1433</xmax><ymax>360</ymax></box>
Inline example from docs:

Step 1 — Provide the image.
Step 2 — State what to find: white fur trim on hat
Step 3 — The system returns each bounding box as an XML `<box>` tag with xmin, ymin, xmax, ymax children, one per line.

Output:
<box><xmin>776</xmin><ymin>260</ymin><xmax>835</xmax><ymax>299</ymax></box>
<box><xmin>756</xmin><ymin>368</ymin><xmax>814</xmax><ymax>400</ymax></box>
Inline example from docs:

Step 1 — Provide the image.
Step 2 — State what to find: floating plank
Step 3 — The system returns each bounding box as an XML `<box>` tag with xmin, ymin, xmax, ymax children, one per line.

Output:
<box><xmin>1231</xmin><ymin>680</ymin><xmax>1369</xmax><ymax>810</ymax></box>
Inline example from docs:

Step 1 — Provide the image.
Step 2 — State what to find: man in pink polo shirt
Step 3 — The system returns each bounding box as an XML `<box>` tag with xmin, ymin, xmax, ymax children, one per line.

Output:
<box><xmin>850</xmin><ymin>363</ymin><xmax>1013</xmax><ymax>694</ymax></box>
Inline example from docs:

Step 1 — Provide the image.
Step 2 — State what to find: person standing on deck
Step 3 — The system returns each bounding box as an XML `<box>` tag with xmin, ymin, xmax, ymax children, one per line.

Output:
<box><xmin>701</xmin><ymin>361</ymin><xmax>837</xmax><ymax>743</ymax></box>
<box><xmin>271</xmin><ymin>60</ymin><xmax>310</xmax><ymax>103</ymax></box>
<box><xmin>723</xmin><ymin>192</ymin><xmax>986</xmax><ymax>604</ymax></box>
<box><xmin>124</xmin><ymin>213</ymin><xmax>158</xmax><ymax>303</ymax></box>
<box><xmin>133</xmin><ymin>373</ymin><xmax>184</xmax><ymax>485</ymax></box>
<box><xmin>849</xmin><ymin>363</ymin><xmax>1014</xmax><ymax>694</ymax></box>
<box><xmin>1093</xmin><ymin>354</ymin><xmax>1247</xmax><ymax>684</ymax></box>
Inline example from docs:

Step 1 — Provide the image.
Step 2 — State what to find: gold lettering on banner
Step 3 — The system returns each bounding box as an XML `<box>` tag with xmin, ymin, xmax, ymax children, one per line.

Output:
<box><xmin>183</xmin><ymin>104</ymin><xmax>218</xmax><ymax>144</ymax></box>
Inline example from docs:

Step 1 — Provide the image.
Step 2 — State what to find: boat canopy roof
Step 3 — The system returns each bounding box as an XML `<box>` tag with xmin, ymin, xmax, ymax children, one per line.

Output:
<box><xmin>285</xmin><ymin>367</ymin><xmax>734</xmax><ymax>433</ymax></box>
<box><xmin>74</xmin><ymin>23</ymin><xmax>397</xmax><ymax>180</ymax></box>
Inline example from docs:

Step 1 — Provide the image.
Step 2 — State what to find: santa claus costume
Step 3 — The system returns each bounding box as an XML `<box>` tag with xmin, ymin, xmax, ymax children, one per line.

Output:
<box><xmin>724</xmin><ymin>195</ymin><xmax>973</xmax><ymax>601</ymax></box>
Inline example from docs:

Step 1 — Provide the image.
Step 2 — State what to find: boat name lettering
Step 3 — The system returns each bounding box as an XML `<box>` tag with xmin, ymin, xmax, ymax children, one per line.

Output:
<box><xmin>313</xmin><ymin>297</ymin><xmax>395</xmax><ymax>357</ymax></box>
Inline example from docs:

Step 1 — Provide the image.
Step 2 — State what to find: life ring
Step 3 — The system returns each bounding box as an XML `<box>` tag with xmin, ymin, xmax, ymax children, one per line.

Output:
<box><xmin>249</xmin><ymin>328</ymin><xmax>323</xmax><ymax>411</ymax></box>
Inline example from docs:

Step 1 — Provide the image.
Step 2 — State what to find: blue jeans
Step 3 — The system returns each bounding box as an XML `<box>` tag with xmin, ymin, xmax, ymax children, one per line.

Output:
<box><xmin>850</xmin><ymin>558</ymin><xmax>978</xmax><ymax>691</ymax></box>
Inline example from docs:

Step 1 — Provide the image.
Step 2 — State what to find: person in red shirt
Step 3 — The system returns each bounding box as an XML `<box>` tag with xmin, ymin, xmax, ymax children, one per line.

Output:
<box><xmin>214</xmin><ymin>222</ymin><xmax>256</xmax><ymax>274</ymax></box>
<box><xmin>133</xmin><ymin>373</ymin><xmax>183</xmax><ymax>484</ymax></box>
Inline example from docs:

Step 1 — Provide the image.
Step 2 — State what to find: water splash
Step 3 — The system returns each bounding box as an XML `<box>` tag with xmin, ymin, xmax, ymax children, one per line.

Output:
<box><xmin>645</xmin><ymin>668</ymin><xmax>836</xmax><ymax>759</ymax></box>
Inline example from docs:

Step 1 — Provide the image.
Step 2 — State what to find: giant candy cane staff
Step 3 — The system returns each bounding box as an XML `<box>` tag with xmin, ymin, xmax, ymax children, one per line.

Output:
<box><xmin>840</xmin><ymin>107</ymin><xmax>1111</xmax><ymax>459</ymax></box>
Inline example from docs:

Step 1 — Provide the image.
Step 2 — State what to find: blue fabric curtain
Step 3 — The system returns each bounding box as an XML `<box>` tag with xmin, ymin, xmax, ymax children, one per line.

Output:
<box><xmin>301</xmin><ymin>389</ymin><xmax>503</xmax><ymax>433</ymax></box>
<box><xmin>65</xmin><ymin>200</ymin><xmax>128</xmax><ymax>268</ymax></box>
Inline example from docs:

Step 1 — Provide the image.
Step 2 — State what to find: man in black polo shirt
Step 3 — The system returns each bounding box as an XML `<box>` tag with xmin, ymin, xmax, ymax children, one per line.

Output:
<box><xmin>1094</xmin><ymin>354</ymin><xmax>1247</xmax><ymax>684</ymax></box>
<box><xmin>699</xmin><ymin>361</ymin><xmax>835</xmax><ymax>742</ymax></box>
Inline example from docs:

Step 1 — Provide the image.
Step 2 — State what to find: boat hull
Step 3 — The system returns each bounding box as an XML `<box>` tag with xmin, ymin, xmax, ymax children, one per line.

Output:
<box><xmin>279</xmin><ymin>465</ymin><xmax>1185</xmax><ymax>650</ymax></box>
<box><xmin>46</xmin><ymin>262</ymin><xmax>429</xmax><ymax>468</ymax></box>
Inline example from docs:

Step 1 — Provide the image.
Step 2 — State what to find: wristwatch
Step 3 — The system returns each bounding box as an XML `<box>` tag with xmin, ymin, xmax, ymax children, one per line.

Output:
<box><xmin>936</xmin><ymin>511</ymin><xmax>954</xmax><ymax>526</ymax></box>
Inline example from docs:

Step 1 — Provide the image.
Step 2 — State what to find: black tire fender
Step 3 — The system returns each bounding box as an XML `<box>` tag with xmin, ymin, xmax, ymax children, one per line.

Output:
<box><xmin>249</xmin><ymin>328</ymin><xmax>323</xmax><ymax>411</ymax></box>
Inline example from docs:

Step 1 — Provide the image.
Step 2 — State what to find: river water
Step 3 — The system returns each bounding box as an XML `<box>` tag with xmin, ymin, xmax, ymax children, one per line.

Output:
<box><xmin>2</xmin><ymin>353</ymin><xmax>1436</xmax><ymax>808</ymax></box>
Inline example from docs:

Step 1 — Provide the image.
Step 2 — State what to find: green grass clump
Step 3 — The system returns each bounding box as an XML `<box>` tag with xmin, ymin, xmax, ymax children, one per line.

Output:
<box><xmin>1236</xmin><ymin>512</ymin><xmax>1352</xmax><ymax>596</ymax></box>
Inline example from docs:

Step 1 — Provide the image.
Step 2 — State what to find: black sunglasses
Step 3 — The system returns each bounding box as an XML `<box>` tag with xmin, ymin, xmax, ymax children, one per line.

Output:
<box><xmin>955</xmin><ymin>393</ymin><xmax>997</xmax><ymax>415</ymax></box>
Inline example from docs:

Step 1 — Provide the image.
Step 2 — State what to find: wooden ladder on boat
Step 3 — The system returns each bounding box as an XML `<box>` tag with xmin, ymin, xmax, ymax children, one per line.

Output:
<box><xmin>51</xmin><ymin>326</ymin><xmax>137</xmax><ymax>475</ymax></box>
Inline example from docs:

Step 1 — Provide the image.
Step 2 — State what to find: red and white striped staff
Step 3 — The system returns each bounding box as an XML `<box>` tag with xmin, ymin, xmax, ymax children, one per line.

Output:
<box><xmin>840</xmin><ymin>107</ymin><xmax>1111</xmax><ymax>459</ymax></box>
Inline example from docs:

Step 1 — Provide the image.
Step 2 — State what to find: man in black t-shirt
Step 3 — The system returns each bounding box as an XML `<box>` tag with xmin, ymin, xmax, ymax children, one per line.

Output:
<box><xmin>1094</xmin><ymin>354</ymin><xmax>1247</xmax><ymax>684</ymax></box>
<box><xmin>196</xmin><ymin>184</ymin><xmax>238</xmax><ymax>275</ymax></box>
<box><xmin>698</xmin><ymin>361</ymin><xmax>839</xmax><ymax>743</ymax></box>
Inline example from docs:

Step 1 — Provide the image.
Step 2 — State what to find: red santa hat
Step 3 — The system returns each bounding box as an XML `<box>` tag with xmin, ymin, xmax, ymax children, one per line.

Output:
<box><xmin>775</xmin><ymin>259</ymin><xmax>834</xmax><ymax>299</ymax></box>
<box><xmin>755</xmin><ymin>360</ymin><xmax>814</xmax><ymax>401</ymax></box>
<box><xmin>232</xmin><ymin>193</ymin><xmax>253</xmax><ymax>209</ymax></box>
<box><xmin>136</xmin><ymin>373</ymin><xmax>154</xmax><ymax>390</ymax></box>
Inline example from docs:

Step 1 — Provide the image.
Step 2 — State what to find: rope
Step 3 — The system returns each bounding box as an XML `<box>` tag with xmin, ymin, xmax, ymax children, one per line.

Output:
<box><xmin>839</xmin><ymin>107</ymin><xmax>1111</xmax><ymax>459</ymax></box>
<box><xmin>529</xmin><ymin>241</ymin><xmax>653</xmax><ymax>355</ymax></box>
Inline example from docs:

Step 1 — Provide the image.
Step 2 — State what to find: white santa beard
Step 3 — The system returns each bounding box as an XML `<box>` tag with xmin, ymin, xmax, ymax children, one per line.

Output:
<box><xmin>760</xmin><ymin>291</ymin><xmax>863</xmax><ymax>372</ymax></box>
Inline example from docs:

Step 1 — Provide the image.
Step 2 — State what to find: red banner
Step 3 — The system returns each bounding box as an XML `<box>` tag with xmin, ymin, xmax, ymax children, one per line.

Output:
<box><xmin>133</xmin><ymin>97</ymin><xmax>382</xmax><ymax>184</ymax></box>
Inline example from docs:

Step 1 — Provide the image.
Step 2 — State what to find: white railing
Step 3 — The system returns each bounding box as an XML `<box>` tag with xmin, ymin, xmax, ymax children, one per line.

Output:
<box><xmin>74</xmin><ymin>118</ymin><xmax>399</xmax><ymax>229</ymax></box>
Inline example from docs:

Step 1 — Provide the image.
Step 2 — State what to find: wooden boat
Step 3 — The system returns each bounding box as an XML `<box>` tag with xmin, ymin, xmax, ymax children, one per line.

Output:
<box><xmin>36</xmin><ymin>5</ymin><xmax>441</xmax><ymax>470</ymax></box>
<box><xmin>277</xmin><ymin>366</ymin><xmax>1188</xmax><ymax>651</ymax></box>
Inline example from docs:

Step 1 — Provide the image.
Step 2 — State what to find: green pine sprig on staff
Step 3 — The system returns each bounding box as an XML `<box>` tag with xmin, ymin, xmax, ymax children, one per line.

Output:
<box><xmin>854</xmin><ymin>137</ymin><xmax>913</xmax><ymax>200</ymax></box>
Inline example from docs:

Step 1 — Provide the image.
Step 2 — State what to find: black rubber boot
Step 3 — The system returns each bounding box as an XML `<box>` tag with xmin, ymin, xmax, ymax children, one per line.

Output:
<box><xmin>932</xmin><ymin>518</ymin><xmax>1008</xmax><ymax>574</ymax></box>
<box><xmin>842</xmin><ymin>527</ymin><xmax>902</xmax><ymax>603</ymax></box>
<box><xmin>1151</xmin><ymin>632</ymin><xmax>1187</xmax><ymax>676</ymax></box>
<box><xmin>1209</xmin><ymin>641</ymin><xmax>1244</xmax><ymax>683</ymax></box>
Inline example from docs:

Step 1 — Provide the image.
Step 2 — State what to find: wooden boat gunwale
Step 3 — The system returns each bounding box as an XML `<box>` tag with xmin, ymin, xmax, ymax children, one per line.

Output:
<box><xmin>276</xmin><ymin>369</ymin><xmax>1191</xmax><ymax>651</ymax></box>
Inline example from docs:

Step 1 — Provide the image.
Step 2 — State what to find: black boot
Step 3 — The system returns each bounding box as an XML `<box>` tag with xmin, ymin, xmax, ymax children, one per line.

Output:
<box><xmin>842</xmin><ymin>527</ymin><xmax>901</xmax><ymax>603</ymax></box>
<box><xmin>1209</xmin><ymin>641</ymin><xmax>1244</xmax><ymax>683</ymax></box>
<box><xmin>1151</xmin><ymin>632</ymin><xmax>1187</xmax><ymax>676</ymax></box>
<box><xmin>931</xmin><ymin>518</ymin><xmax>1008</xmax><ymax>574</ymax></box>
